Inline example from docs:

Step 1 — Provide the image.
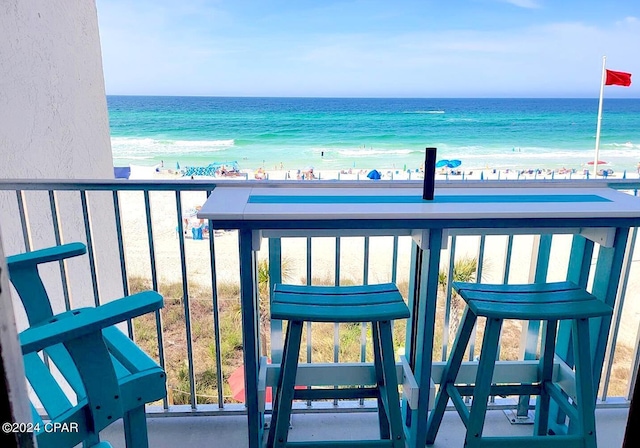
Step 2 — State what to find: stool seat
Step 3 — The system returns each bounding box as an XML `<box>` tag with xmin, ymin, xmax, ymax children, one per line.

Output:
<box><xmin>453</xmin><ymin>280</ymin><xmax>612</xmax><ymax>320</ymax></box>
<box><xmin>272</xmin><ymin>283</ymin><xmax>409</xmax><ymax>322</ymax></box>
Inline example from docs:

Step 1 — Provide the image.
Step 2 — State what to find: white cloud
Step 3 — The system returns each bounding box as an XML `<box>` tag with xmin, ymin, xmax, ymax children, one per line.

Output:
<box><xmin>96</xmin><ymin>1</ymin><xmax>640</xmax><ymax>97</ymax></box>
<box><xmin>616</xmin><ymin>16</ymin><xmax>639</xmax><ymax>26</ymax></box>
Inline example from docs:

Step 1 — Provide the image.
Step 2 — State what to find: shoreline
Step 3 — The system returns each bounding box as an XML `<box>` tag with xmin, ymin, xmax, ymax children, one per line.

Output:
<box><xmin>125</xmin><ymin>163</ymin><xmax>640</xmax><ymax>181</ymax></box>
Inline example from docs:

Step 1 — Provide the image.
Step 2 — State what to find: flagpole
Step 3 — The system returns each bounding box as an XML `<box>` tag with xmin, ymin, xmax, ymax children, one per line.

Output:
<box><xmin>593</xmin><ymin>55</ymin><xmax>607</xmax><ymax>178</ymax></box>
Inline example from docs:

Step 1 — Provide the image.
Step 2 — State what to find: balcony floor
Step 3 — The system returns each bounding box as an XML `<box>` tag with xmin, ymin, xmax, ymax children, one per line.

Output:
<box><xmin>101</xmin><ymin>408</ymin><xmax>628</xmax><ymax>447</ymax></box>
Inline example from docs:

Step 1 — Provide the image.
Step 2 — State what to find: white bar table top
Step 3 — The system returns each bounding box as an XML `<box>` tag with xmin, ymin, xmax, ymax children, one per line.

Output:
<box><xmin>198</xmin><ymin>184</ymin><xmax>640</xmax><ymax>224</ymax></box>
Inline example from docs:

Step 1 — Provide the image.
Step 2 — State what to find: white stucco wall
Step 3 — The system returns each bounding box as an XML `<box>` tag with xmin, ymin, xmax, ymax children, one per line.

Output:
<box><xmin>0</xmin><ymin>0</ymin><xmax>123</xmax><ymax>322</ymax></box>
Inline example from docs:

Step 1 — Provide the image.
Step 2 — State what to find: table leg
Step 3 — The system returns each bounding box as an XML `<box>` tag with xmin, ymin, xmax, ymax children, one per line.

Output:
<box><xmin>403</xmin><ymin>229</ymin><xmax>443</xmax><ymax>448</ymax></box>
<box><xmin>239</xmin><ymin>229</ymin><xmax>262</xmax><ymax>448</ymax></box>
<box><xmin>589</xmin><ymin>227</ymin><xmax>629</xmax><ymax>385</ymax></box>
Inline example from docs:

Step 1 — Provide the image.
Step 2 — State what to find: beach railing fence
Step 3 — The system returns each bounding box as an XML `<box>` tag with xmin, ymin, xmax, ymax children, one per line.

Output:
<box><xmin>0</xmin><ymin>179</ymin><xmax>638</xmax><ymax>418</ymax></box>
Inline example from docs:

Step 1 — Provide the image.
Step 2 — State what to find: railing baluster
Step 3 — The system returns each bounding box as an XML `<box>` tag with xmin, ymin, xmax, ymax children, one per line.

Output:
<box><xmin>175</xmin><ymin>191</ymin><xmax>197</xmax><ymax>409</ymax></box>
<box><xmin>49</xmin><ymin>190</ymin><xmax>71</xmax><ymax>311</ymax></box>
<box><xmin>360</xmin><ymin>236</ymin><xmax>371</xmax><ymax>405</ymax></box>
<box><xmin>503</xmin><ymin>235</ymin><xmax>514</xmax><ymax>284</ymax></box>
<box><xmin>391</xmin><ymin>235</ymin><xmax>399</xmax><ymax>284</ymax></box>
<box><xmin>205</xmin><ymin>201</ymin><xmax>223</xmax><ymax>408</ymax></box>
<box><xmin>16</xmin><ymin>190</ymin><xmax>32</xmax><ymax>252</ymax></box>
<box><xmin>468</xmin><ymin>235</ymin><xmax>486</xmax><ymax>362</ymax></box>
<box><xmin>80</xmin><ymin>190</ymin><xmax>100</xmax><ymax>306</ymax></box>
<box><xmin>143</xmin><ymin>191</ymin><xmax>160</xmax><ymax>293</ymax></box>
<box><xmin>334</xmin><ymin>237</ymin><xmax>341</xmax><ymax>406</ymax></box>
<box><xmin>306</xmin><ymin>237</ymin><xmax>312</xmax><ymax>406</ymax></box>
<box><xmin>141</xmin><ymin>190</ymin><xmax>169</xmax><ymax>409</ymax></box>
<box><xmin>441</xmin><ymin>235</ymin><xmax>456</xmax><ymax>361</ymax></box>
<box><xmin>491</xmin><ymin>235</ymin><xmax>514</xmax><ymax>404</ymax></box>
<box><xmin>112</xmin><ymin>190</ymin><xmax>132</xmax><ymax>335</ymax></box>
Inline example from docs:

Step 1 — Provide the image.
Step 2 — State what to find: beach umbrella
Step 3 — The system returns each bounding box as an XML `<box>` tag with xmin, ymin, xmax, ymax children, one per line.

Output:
<box><xmin>367</xmin><ymin>169</ymin><xmax>381</xmax><ymax>180</ymax></box>
<box><xmin>176</xmin><ymin>161</ymin><xmax>181</xmax><ymax>170</ymax></box>
<box><xmin>436</xmin><ymin>159</ymin><xmax>462</xmax><ymax>169</ymax></box>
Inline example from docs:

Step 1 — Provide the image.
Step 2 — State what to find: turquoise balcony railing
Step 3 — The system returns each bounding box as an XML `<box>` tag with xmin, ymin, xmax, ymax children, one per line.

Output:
<box><xmin>0</xmin><ymin>178</ymin><xmax>638</xmax><ymax>421</ymax></box>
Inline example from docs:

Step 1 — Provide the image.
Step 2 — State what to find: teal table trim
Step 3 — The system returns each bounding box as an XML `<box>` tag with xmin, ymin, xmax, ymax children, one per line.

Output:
<box><xmin>248</xmin><ymin>194</ymin><xmax>612</xmax><ymax>205</ymax></box>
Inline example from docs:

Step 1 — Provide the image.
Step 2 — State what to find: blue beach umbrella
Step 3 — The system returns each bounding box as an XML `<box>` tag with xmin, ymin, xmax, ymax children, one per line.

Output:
<box><xmin>436</xmin><ymin>159</ymin><xmax>462</xmax><ymax>169</ymax></box>
<box><xmin>367</xmin><ymin>169</ymin><xmax>381</xmax><ymax>180</ymax></box>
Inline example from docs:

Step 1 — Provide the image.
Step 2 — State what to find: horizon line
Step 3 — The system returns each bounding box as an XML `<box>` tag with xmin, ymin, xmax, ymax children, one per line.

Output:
<box><xmin>105</xmin><ymin>94</ymin><xmax>640</xmax><ymax>100</ymax></box>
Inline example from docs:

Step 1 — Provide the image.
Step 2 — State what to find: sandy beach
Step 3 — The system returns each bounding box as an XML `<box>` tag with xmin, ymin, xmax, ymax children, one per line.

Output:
<box><xmin>132</xmin><ymin>162</ymin><xmax>639</xmax><ymax>184</ymax></box>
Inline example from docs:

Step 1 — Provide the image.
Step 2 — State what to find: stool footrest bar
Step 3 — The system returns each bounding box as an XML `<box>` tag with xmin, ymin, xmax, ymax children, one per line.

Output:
<box><xmin>293</xmin><ymin>387</ymin><xmax>379</xmax><ymax>401</ymax></box>
<box><xmin>454</xmin><ymin>383</ymin><xmax>541</xmax><ymax>397</ymax></box>
<box><xmin>284</xmin><ymin>440</ymin><xmax>396</xmax><ymax>448</ymax></box>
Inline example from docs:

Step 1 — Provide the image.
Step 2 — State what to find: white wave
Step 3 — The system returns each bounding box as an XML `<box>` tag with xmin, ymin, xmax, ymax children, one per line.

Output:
<box><xmin>111</xmin><ymin>137</ymin><xmax>234</xmax><ymax>155</ymax></box>
<box><xmin>111</xmin><ymin>137</ymin><xmax>158</xmax><ymax>147</ymax></box>
<box><xmin>173</xmin><ymin>139</ymin><xmax>234</xmax><ymax>147</ymax></box>
<box><xmin>607</xmin><ymin>141</ymin><xmax>640</xmax><ymax>149</ymax></box>
<box><xmin>337</xmin><ymin>148</ymin><xmax>415</xmax><ymax>157</ymax></box>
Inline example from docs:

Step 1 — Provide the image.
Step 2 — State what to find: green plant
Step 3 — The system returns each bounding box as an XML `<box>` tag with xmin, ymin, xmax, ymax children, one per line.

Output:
<box><xmin>439</xmin><ymin>257</ymin><xmax>481</xmax><ymax>345</ymax></box>
<box><xmin>257</xmin><ymin>257</ymin><xmax>294</xmax><ymax>294</ymax></box>
<box><xmin>438</xmin><ymin>256</ymin><xmax>478</xmax><ymax>289</ymax></box>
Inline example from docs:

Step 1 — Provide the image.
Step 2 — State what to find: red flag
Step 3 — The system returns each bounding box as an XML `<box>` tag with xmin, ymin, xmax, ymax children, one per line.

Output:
<box><xmin>605</xmin><ymin>69</ymin><xmax>632</xmax><ymax>87</ymax></box>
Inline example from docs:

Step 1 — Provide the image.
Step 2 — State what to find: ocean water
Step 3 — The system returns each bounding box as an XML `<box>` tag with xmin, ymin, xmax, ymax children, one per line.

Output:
<box><xmin>108</xmin><ymin>96</ymin><xmax>640</xmax><ymax>173</ymax></box>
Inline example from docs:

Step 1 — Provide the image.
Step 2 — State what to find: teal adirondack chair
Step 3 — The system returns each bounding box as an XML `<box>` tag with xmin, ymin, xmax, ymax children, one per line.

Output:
<box><xmin>7</xmin><ymin>243</ymin><xmax>167</xmax><ymax>448</ymax></box>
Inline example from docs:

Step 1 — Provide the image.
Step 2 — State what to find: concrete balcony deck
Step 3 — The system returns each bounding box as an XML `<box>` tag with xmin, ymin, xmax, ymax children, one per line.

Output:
<box><xmin>102</xmin><ymin>408</ymin><xmax>629</xmax><ymax>447</ymax></box>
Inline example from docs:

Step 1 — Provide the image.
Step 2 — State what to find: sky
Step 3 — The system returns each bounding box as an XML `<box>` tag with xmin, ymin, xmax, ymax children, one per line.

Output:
<box><xmin>96</xmin><ymin>0</ymin><xmax>640</xmax><ymax>98</ymax></box>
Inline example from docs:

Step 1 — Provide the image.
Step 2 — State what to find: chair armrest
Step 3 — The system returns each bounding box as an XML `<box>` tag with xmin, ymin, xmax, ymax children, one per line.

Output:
<box><xmin>20</xmin><ymin>291</ymin><xmax>163</xmax><ymax>354</ymax></box>
<box><xmin>6</xmin><ymin>242</ymin><xmax>87</xmax><ymax>268</ymax></box>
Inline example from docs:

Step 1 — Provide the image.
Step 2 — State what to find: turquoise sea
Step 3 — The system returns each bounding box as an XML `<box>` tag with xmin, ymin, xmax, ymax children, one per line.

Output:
<box><xmin>108</xmin><ymin>96</ymin><xmax>640</xmax><ymax>173</ymax></box>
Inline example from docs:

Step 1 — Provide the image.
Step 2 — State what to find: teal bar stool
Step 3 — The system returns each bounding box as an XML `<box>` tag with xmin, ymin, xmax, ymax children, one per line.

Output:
<box><xmin>425</xmin><ymin>281</ymin><xmax>613</xmax><ymax>448</ymax></box>
<box><xmin>267</xmin><ymin>283</ymin><xmax>410</xmax><ymax>448</ymax></box>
